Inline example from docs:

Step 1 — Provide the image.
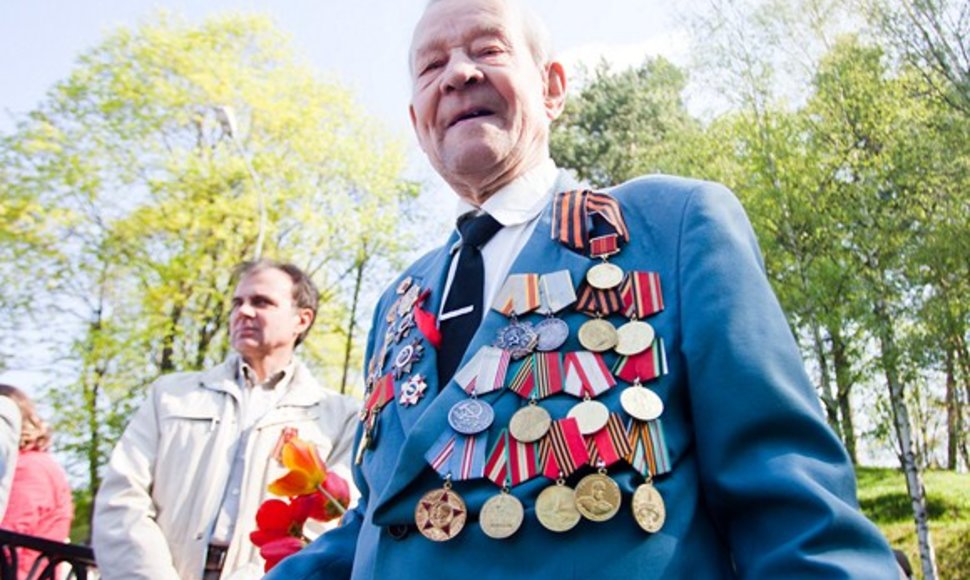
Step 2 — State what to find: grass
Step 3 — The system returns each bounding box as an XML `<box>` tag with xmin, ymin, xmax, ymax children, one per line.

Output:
<box><xmin>856</xmin><ymin>466</ymin><xmax>970</xmax><ymax>579</ymax></box>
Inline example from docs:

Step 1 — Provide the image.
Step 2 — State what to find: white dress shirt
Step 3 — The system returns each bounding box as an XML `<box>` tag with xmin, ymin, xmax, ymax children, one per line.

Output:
<box><xmin>440</xmin><ymin>158</ymin><xmax>560</xmax><ymax>323</ymax></box>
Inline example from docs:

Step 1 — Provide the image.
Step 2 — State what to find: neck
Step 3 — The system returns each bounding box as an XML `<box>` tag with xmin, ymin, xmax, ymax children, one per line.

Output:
<box><xmin>240</xmin><ymin>350</ymin><xmax>293</xmax><ymax>383</ymax></box>
<box><xmin>449</xmin><ymin>146</ymin><xmax>552</xmax><ymax>206</ymax></box>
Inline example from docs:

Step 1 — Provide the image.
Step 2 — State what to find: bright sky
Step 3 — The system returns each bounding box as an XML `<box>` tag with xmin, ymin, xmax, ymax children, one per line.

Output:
<box><xmin>0</xmin><ymin>0</ymin><xmax>696</xmax><ymax>393</ymax></box>
<box><xmin>0</xmin><ymin>0</ymin><xmax>695</xmax><ymax>137</ymax></box>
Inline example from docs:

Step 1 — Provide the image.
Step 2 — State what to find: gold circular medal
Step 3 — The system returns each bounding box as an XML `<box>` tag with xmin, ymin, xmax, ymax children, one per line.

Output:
<box><xmin>509</xmin><ymin>405</ymin><xmax>552</xmax><ymax>443</ymax></box>
<box><xmin>535</xmin><ymin>484</ymin><xmax>581</xmax><ymax>533</ymax></box>
<box><xmin>587</xmin><ymin>262</ymin><xmax>624</xmax><ymax>290</ymax></box>
<box><xmin>415</xmin><ymin>487</ymin><xmax>467</xmax><ymax>541</ymax></box>
<box><xmin>578</xmin><ymin>318</ymin><xmax>618</xmax><ymax>352</ymax></box>
<box><xmin>620</xmin><ymin>385</ymin><xmax>664</xmax><ymax>421</ymax></box>
<box><xmin>614</xmin><ymin>320</ymin><xmax>655</xmax><ymax>356</ymax></box>
<box><xmin>574</xmin><ymin>473</ymin><xmax>622</xmax><ymax>522</ymax></box>
<box><xmin>567</xmin><ymin>400</ymin><xmax>610</xmax><ymax>435</ymax></box>
<box><xmin>480</xmin><ymin>493</ymin><xmax>524</xmax><ymax>539</ymax></box>
<box><xmin>632</xmin><ymin>482</ymin><xmax>666</xmax><ymax>533</ymax></box>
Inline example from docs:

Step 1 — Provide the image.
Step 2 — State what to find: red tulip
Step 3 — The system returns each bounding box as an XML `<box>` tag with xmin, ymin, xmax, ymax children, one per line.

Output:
<box><xmin>259</xmin><ymin>536</ymin><xmax>305</xmax><ymax>572</ymax></box>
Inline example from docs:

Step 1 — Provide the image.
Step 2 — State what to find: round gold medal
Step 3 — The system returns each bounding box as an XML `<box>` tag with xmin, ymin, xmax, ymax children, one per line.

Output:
<box><xmin>535</xmin><ymin>484</ymin><xmax>581</xmax><ymax>533</ymax></box>
<box><xmin>631</xmin><ymin>482</ymin><xmax>666</xmax><ymax>533</ymax></box>
<box><xmin>574</xmin><ymin>473</ymin><xmax>622</xmax><ymax>522</ymax></box>
<box><xmin>620</xmin><ymin>385</ymin><xmax>664</xmax><ymax>421</ymax></box>
<box><xmin>415</xmin><ymin>487</ymin><xmax>467</xmax><ymax>541</ymax></box>
<box><xmin>614</xmin><ymin>320</ymin><xmax>655</xmax><ymax>356</ymax></box>
<box><xmin>578</xmin><ymin>318</ymin><xmax>618</xmax><ymax>352</ymax></box>
<box><xmin>509</xmin><ymin>405</ymin><xmax>552</xmax><ymax>443</ymax></box>
<box><xmin>480</xmin><ymin>493</ymin><xmax>524</xmax><ymax>539</ymax></box>
<box><xmin>586</xmin><ymin>262</ymin><xmax>624</xmax><ymax>290</ymax></box>
<box><xmin>567</xmin><ymin>400</ymin><xmax>610</xmax><ymax>435</ymax></box>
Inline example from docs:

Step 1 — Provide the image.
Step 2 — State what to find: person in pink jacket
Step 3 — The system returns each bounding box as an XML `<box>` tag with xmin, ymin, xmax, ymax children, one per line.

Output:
<box><xmin>0</xmin><ymin>384</ymin><xmax>74</xmax><ymax>579</ymax></box>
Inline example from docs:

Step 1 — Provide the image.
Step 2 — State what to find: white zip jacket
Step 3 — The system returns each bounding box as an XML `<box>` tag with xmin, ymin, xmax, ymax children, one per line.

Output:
<box><xmin>93</xmin><ymin>355</ymin><xmax>360</xmax><ymax>579</ymax></box>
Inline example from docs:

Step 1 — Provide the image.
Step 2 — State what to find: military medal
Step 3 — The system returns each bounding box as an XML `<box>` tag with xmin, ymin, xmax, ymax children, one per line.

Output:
<box><xmin>494</xmin><ymin>321</ymin><xmax>538</xmax><ymax>360</ymax></box>
<box><xmin>631</xmin><ymin>478</ymin><xmax>666</xmax><ymax>533</ymax></box>
<box><xmin>567</xmin><ymin>399</ymin><xmax>610</xmax><ymax>435</ymax></box>
<box><xmin>415</xmin><ymin>482</ymin><xmax>467</xmax><ymax>542</ymax></box>
<box><xmin>447</xmin><ymin>398</ymin><xmax>494</xmax><ymax>435</ymax></box>
<box><xmin>399</xmin><ymin>374</ymin><xmax>428</xmax><ymax>407</ymax></box>
<box><xmin>535</xmin><ymin>481</ymin><xmax>581</xmax><ymax>533</ymax></box>
<box><xmin>506</xmin><ymin>352</ymin><xmax>562</xmax><ymax>443</ymax></box>
<box><xmin>620</xmin><ymin>383</ymin><xmax>663</xmax><ymax>421</ymax></box>
<box><xmin>534</xmin><ymin>317</ymin><xmax>569</xmax><ymax>352</ymax></box>
<box><xmin>574</xmin><ymin>471</ymin><xmax>622</xmax><ymax>522</ymax></box>
<box><xmin>577</xmin><ymin>318</ymin><xmax>618</xmax><ymax>352</ymax></box>
<box><xmin>615</xmin><ymin>272</ymin><xmax>664</xmax><ymax>356</ymax></box>
<box><xmin>535</xmin><ymin>270</ymin><xmax>577</xmax><ymax>351</ymax></box>
<box><xmin>586</xmin><ymin>260</ymin><xmax>624</xmax><ymax>290</ymax></box>
<box><xmin>492</xmin><ymin>274</ymin><xmax>542</xmax><ymax>359</ymax></box>
<box><xmin>480</xmin><ymin>491</ymin><xmax>525</xmax><ymax>539</ymax></box>
<box><xmin>614</xmin><ymin>320</ymin><xmax>655</xmax><ymax>356</ymax></box>
<box><xmin>486</xmin><ymin>429</ymin><xmax>539</xmax><ymax>489</ymax></box>
<box><xmin>392</xmin><ymin>338</ymin><xmax>425</xmax><ymax>379</ymax></box>
<box><xmin>509</xmin><ymin>403</ymin><xmax>552</xmax><ymax>443</ymax></box>
<box><xmin>356</xmin><ymin>373</ymin><xmax>394</xmax><ymax>464</ymax></box>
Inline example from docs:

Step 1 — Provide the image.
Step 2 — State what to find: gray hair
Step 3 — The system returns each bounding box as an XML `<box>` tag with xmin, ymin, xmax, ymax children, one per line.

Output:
<box><xmin>413</xmin><ymin>0</ymin><xmax>554</xmax><ymax>69</ymax></box>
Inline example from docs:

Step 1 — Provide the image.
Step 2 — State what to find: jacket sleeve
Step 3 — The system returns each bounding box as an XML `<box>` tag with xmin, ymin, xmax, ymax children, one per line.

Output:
<box><xmin>92</xmin><ymin>385</ymin><xmax>181</xmax><ymax>580</ymax></box>
<box><xmin>678</xmin><ymin>183</ymin><xmax>896</xmax><ymax>578</ymax></box>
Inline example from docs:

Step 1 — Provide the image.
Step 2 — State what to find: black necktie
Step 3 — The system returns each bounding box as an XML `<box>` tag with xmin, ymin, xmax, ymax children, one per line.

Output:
<box><xmin>437</xmin><ymin>212</ymin><xmax>503</xmax><ymax>384</ymax></box>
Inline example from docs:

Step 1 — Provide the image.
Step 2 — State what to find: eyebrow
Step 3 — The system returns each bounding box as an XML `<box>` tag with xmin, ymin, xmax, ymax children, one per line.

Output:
<box><xmin>413</xmin><ymin>23</ymin><xmax>510</xmax><ymax>61</ymax></box>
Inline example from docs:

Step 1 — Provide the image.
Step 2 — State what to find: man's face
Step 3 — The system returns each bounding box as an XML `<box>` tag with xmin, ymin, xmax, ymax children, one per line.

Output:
<box><xmin>409</xmin><ymin>0</ymin><xmax>565</xmax><ymax>202</ymax></box>
<box><xmin>229</xmin><ymin>268</ymin><xmax>312</xmax><ymax>363</ymax></box>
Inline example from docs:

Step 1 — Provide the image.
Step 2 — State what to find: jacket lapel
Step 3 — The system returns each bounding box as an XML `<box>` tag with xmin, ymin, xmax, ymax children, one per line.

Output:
<box><xmin>391</xmin><ymin>235</ymin><xmax>456</xmax><ymax>435</ymax></box>
<box><xmin>373</xmin><ymin>190</ymin><xmax>593</xmax><ymax>518</ymax></box>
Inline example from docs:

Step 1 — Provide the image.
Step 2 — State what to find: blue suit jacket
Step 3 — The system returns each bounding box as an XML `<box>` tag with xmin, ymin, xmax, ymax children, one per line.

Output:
<box><xmin>269</xmin><ymin>176</ymin><xmax>896</xmax><ymax>579</ymax></box>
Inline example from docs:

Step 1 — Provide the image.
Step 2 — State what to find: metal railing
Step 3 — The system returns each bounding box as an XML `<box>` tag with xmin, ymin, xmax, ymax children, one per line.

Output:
<box><xmin>0</xmin><ymin>529</ymin><xmax>97</xmax><ymax>579</ymax></box>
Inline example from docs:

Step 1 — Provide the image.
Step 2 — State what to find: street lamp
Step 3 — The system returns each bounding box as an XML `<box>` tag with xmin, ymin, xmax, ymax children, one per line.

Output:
<box><xmin>216</xmin><ymin>105</ymin><xmax>267</xmax><ymax>261</ymax></box>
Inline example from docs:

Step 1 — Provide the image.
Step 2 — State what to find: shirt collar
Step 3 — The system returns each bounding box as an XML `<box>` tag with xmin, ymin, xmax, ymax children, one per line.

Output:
<box><xmin>237</xmin><ymin>357</ymin><xmax>296</xmax><ymax>391</ymax></box>
<box><xmin>454</xmin><ymin>158</ymin><xmax>558</xmax><ymax>227</ymax></box>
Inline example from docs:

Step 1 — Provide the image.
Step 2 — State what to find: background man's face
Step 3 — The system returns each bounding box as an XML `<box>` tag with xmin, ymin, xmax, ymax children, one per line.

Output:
<box><xmin>409</xmin><ymin>0</ymin><xmax>559</xmax><ymax>198</ymax></box>
<box><xmin>229</xmin><ymin>268</ymin><xmax>311</xmax><ymax>363</ymax></box>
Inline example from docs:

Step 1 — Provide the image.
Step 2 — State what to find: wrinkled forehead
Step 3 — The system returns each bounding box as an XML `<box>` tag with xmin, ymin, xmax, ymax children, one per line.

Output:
<box><xmin>409</xmin><ymin>0</ymin><xmax>524</xmax><ymax>68</ymax></box>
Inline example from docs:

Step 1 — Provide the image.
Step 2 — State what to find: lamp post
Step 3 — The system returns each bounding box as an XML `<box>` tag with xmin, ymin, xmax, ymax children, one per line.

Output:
<box><xmin>216</xmin><ymin>105</ymin><xmax>267</xmax><ymax>261</ymax></box>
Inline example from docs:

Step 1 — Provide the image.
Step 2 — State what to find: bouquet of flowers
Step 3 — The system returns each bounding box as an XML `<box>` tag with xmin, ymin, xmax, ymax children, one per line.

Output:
<box><xmin>250</xmin><ymin>434</ymin><xmax>351</xmax><ymax>572</ymax></box>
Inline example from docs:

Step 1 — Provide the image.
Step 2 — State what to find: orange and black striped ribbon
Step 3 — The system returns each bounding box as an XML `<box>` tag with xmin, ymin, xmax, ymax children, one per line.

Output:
<box><xmin>539</xmin><ymin>417</ymin><xmax>590</xmax><ymax>478</ymax></box>
<box><xmin>576</xmin><ymin>281</ymin><xmax>624</xmax><ymax>316</ymax></box>
<box><xmin>552</xmin><ymin>190</ymin><xmax>629</xmax><ymax>255</ymax></box>
<box><xmin>586</xmin><ymin>413</ymin><xmax>633</xmax><ymax>467</ymax></box>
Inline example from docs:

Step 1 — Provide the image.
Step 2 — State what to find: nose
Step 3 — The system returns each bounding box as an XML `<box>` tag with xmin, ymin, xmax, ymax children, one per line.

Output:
<box><xmin>442</xmin><ymin>52</ymin><xmax>483</xmax><ymax>93</ymax></box>
<box><xmin>236</xmin><ymin>301</ymin><xmax>255</xmax><ymax>318</ymax></box>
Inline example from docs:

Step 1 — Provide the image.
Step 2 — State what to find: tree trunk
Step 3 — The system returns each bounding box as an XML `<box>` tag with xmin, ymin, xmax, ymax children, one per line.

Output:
<box><xmin>945</xmin><ymin>346</ymin><xmax>958</xmax><ymax>470</ymax></box>
<box><xmin>875</xmin><ymin>301</ymin><xmax>937</xmax><ymax>580</ymax></box>
<box><xmin>339</xmin><ymin>258</ymin><xmax>366</xmax><ymax>395</ymax></box>
<box><xmin>160</xmin><ymin>302</ymin><xmax>184</xmax><ymax>373</ymax></box>
<box><xmin>812</xmin><ymin>323</ymin><xmax>843</xmax><ymax>439</ymax></box>
<box><xmin>831</xmin><ymin>325</ymin><xmax>857</xmax><ymax>463</ymax></box>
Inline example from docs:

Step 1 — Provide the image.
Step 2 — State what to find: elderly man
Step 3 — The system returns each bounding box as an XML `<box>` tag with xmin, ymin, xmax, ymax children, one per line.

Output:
<box><xmin>269</xmin><ymin>0</ymin><xmax>897</xmax><ymax>578</ymax></box>
<box><xmin>93</xmin><ymin>260</ymin><xmax>359</xmax><ymax>579</ymax></box>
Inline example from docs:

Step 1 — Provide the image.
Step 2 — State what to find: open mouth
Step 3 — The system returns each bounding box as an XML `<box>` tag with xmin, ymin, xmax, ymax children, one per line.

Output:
<box><xmin>449</xmin><ymin>109</ymin><xmax>494</xmax><ymax>127</ymax></box>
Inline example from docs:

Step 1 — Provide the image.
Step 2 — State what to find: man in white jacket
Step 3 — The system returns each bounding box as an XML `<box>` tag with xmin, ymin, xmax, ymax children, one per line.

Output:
<box><xmin>93</xmin><ymin>259</ymin><xmax>360</xmax><ymax>580</ymax></box>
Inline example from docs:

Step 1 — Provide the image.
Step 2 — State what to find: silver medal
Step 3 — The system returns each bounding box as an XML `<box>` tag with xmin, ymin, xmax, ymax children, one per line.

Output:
<box><xmin>448</xmin><ymin>398</ymin><xmax>495</xmax><ymax>435</ymax></box>
<box><xmin>534</xmin><ymin>317</ymin><xmax>569</xmax><ymax>351</ymax></box>
<box><xmin>494</xmin><ymin>320</ymin><xmax>538</xmax><ymax>359</ymax></box>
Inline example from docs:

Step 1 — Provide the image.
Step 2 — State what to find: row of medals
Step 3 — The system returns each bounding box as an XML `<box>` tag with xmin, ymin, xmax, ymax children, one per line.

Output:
<box><xmin>415</xmin><ymin>258</ymin><xmax>666</xmax><ymax>542</ymax></box>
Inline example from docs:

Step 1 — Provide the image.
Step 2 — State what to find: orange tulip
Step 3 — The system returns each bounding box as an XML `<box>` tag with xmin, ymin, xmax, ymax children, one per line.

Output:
<box><xmin>268</xmin><ymin>437</ymin><xmax>327</xmax><ymax>497</ymax></box>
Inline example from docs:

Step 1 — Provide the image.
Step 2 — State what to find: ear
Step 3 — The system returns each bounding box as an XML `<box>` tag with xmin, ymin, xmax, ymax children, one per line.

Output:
<box><xmin>543</xmin><ymin>60</ymin><xmax>567</xmax><ymax>120</ymax></box>
<box><xmin>296</xmin><ymin>308</ymin><xmax>314</xmax><ymax>336</ymax></box>
<box><xmin>409</xmin><ymin>104</ymin><xmax>426</xmax><ymax>152</ymax></box>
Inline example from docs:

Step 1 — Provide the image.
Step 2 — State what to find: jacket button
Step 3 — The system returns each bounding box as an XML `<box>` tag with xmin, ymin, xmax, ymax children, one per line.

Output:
<box><xmin>387</xmin><ymin>524</ymin><xmax>409</xmax><ymax>540</ymax></box>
